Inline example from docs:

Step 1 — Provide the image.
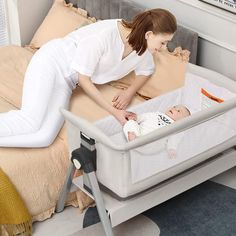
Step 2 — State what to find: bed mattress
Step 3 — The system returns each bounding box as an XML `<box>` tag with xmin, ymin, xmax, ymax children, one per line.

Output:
<box><xmin>92</xmin><ymin>65</ymin><xmax>236</xmax><ymax>199</ymax></box>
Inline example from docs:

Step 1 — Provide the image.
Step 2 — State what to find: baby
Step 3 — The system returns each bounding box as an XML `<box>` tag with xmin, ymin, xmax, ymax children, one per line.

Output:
<box><xmin>123</xmin><ymin>105</ymin><xmax>191</xmax><ymax>158</ymax></box>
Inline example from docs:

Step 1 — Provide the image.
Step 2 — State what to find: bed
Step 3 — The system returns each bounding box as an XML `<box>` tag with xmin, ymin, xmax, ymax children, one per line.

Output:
<box><xmin>0</xmin><ymin>0</ymin><xmax>198</xmax><ymax>225</ymax></box>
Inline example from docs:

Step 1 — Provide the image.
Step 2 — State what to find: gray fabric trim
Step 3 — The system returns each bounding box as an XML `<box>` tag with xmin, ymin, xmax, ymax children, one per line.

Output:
<box><xmin>168</xmin><ymin>25</ymin><xmax>198</xmax><ymax>64</ymax></box>
<box><xmin>75</xmin><ymin>0</ymin><xmax>143</xmax><ymax>20</ymax></box>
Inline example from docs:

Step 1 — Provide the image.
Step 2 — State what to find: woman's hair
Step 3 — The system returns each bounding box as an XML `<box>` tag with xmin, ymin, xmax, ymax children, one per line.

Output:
<box><xmin>122</xmin><ymin>9</ymin><xmax>177</xmax><ymax>55</ymax></box>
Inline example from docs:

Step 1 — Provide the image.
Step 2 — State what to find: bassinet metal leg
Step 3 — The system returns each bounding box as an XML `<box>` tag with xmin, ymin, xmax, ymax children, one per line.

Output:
<box><xmin>71</xmin><ymin>132</ymin><xmax>114</xmax><ymax>236</ymax></box>
<box><xmin>85</xmin><ymin>172</ymin><xmax>114</xmax><ymax>236</ymax></box>
<box><xmin>56</xmin><ymin>162</ymin><xmax>76</xmax><ymax>213</ymax></box>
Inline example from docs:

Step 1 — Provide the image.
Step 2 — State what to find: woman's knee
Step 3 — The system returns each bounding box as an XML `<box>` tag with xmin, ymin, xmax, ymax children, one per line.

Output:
<box><xmin>36</xmin><ymin>123</ymin><xmax>64</xmax><ymax>147</ymax></box>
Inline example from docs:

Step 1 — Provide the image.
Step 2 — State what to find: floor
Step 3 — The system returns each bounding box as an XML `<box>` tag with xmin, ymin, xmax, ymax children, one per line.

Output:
<box><xmin>33</xmin><ymin>206</ymin><xmax>160</xmax><ymax>236</ymax></box>
<box><xmin>33</xmin><ymin>167</ymin><xmax>236</xmax><ymax>236</ymax></box>
<box><xmin>211</xmin><ymin>167</ymin><xmax>236</xmax><ymax>189</ymax></box>
<box><xmin>33</xmin><ymin>206</ymin><xmax>85</xmax><ymax>236</ymax></box>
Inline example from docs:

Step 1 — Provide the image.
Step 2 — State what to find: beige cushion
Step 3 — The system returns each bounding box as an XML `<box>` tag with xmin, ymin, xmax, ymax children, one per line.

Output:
<box><xmin>29</xmin><ymin>0</ymin><xmax>96</xmax><ymax>48</ymax></box>
<box><xmin>109</xmin><ymin>47</ymin><xmax>190</xmax><ymax>99</ymax></box>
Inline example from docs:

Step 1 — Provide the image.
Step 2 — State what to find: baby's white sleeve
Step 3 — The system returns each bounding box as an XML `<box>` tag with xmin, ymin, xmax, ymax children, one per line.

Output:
<box><xmin>123</xmin><ymin>120</ymin><xmax>141</xmax><ymax>140</ymax></box>
<box><xmin>71</xmin><ymin>35</ymin><xmax>104</xmax><ymax>77</ymax></box>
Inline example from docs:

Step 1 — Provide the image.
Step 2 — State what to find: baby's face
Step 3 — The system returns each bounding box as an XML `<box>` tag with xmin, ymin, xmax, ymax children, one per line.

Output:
<box><xmin>165</xmin><ymin>105</ymin><xmax>190</xmax><ymax>121</ymax></box>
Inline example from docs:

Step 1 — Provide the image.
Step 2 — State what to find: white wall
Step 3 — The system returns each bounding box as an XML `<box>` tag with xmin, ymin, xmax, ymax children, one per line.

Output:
<box><xmin>6</xmin><ymin>0</ymin><xmax>21</xmax><ymax>45</ymax></box>
<box><xmin>7</xmin><ymin>0</ymin><xmax>53</xmax><ymax>46</ymax></box>
<box><xmin>18</xmin><ymin>0</ymin><xmax>54</xmax><ymax>45</ymax></box>
<box><xmin>130</xmin><ymin>0</ymin><xmax>236</xmax><ymax>81</ymax></box>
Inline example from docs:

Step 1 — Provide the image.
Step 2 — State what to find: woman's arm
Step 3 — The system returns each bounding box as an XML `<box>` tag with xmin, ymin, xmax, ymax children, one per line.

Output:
<box><xmin>112</xmin><ymin>75</ymin><xmax>151</xmax><ymax>110</ymax></box>
<box><xmin>78</xmin><ymin>74</ymin><xmax>133</xmax><ymax>125</ymax></box>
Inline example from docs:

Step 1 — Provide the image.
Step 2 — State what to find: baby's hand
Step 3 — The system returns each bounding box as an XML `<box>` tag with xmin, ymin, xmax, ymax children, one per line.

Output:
<box><xmin>128</xmin><ymin>132</ymin><xmax>137</xmax><ymax>141</ymax></box>
<box><xmin>126</xmin><ymin>112</ymin><xmax>137</xmax><ymax>121</ymax></box>
<box><xmin>167</xmin><ymin>148</ymin><xmax>177</xmax><ymax>159</ymax></box>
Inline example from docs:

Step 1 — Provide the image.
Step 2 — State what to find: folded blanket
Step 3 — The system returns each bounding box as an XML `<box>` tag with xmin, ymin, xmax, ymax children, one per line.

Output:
<box><xmin>0</xmin><ymin>168</ymin><xmax>32</xmax><ymax>236</ymax></box>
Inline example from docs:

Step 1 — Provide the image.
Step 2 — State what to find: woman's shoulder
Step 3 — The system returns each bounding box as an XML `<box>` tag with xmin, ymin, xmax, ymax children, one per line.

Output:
<box><xmin>66</xmin><ymin>19</ymin><xmax>120</xmax><ymax>43</ymax></box>
<box><xmin>77</xmin><ymin>19</ymin><xmax>118</xmax><ymax>35</ymax></box>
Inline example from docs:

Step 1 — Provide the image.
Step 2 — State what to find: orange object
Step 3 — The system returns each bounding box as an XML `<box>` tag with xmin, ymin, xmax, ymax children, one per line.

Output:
<box><xmin>201</xmin><ymin>88</ymin><xmax>224</xmax><ymax>103</ymax></box>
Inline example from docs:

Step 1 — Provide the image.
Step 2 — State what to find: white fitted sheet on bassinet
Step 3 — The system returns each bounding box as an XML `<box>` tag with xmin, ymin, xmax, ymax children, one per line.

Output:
<box><xmin>95</xmin><ymin>73</ymin><xmax>236</xmax><ymax>183</ymax></box>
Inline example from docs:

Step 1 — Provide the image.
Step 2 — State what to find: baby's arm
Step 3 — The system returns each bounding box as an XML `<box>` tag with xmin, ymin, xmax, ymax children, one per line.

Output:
<box><xmin>123</xmin><ymin>120</ymin><xmax>141</xmax><ymax>141</ymax></box>
<box><xmin>123</xmin><ymin>112</ymin><xmax>156</xmax><ymax>141</ymax></box>
<box><xmin>127</xmin><ymin>132</ymin><xmax>137</xmax><ymax>141</ymax></box>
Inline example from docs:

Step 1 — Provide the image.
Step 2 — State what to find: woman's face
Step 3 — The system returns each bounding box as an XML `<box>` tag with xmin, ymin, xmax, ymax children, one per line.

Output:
<box><xmin>145</xmin><ymin>32</ymin><xmax>174</xmax><ymax>54</ymax></box>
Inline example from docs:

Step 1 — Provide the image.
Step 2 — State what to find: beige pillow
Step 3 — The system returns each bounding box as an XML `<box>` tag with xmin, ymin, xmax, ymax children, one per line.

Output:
<box><xmin>109</xmin><ymin>47</ymin><xmax>190</xmax><ymax>100</ymax></box>
<box><xmin>29</xmin><ymin>0</ymin><xmax>96</xmax><ymax>49</ymax></box>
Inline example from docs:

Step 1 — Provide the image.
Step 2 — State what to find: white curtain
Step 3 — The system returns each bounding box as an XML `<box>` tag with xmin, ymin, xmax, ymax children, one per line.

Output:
<box><xmin>0</xmin><ymin>0</ymin><xmax>9</xmax><ymax>46</ymax></box>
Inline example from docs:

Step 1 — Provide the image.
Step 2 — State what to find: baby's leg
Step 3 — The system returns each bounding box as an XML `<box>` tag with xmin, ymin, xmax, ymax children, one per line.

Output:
<box><xmin>0</xmin><ymin>86</ymin><xmax>71</xmax><ymax>147</ymax></box>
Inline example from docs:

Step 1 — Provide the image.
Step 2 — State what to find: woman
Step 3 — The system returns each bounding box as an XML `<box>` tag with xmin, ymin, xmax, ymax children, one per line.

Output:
<box><xmin>0</xmin><ymin>8</ymin><xmax>177</xmax><ymax>147</ymax></box>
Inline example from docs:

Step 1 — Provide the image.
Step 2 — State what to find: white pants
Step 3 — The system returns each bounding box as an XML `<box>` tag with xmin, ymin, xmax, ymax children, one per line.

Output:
<box><xmin>0</xmin><ymin>39</ymin><xmax>74</xmax><ymax>147</ymax></box>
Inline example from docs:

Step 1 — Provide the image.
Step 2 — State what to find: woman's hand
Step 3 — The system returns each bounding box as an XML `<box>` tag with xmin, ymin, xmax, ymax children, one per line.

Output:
<box><xmin>112</xmin><ymin>90</ymin><xmax>134</xmax><ymax>110</ymax></box>
<box><xmin>113</xmin><ymin>109</ymin><xmax>137</xmax><ymax>126</ymax></box>
<box><xmin>112</xmin><ymin>75</ymin><xmax>150</xmax><ymax>110</ymax></box>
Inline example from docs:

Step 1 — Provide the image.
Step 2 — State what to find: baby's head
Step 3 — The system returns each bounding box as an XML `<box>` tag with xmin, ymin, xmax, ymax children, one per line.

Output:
<box><xmin>165</xmin><ymin>105</ymin><xmax>191</xmax><ymax>121</ymax></box>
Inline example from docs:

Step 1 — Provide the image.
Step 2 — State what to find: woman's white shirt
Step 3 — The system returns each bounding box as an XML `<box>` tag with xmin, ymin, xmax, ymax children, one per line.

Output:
<box><xmin>64</xmin><ymin>19</ymin><xmax>155</xmax><ymax>85</ymax></box>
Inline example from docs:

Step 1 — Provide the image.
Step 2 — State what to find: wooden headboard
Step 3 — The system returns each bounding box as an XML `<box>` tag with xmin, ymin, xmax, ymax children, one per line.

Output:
<box><xmin>66</xmin><ymin>0</ymin><xmax>198</xmax><ymax>64</ymax></box>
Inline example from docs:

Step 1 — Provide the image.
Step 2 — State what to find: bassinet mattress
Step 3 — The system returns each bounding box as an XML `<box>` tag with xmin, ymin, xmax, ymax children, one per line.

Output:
<box><xmin>93</xmin><ymin>71</ymin><xmax>236</xmax><ymax>199</ymax></box>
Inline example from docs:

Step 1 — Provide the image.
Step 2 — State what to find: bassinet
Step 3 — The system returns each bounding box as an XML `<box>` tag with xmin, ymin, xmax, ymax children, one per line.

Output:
<box><xmin>57</xmin><ymin>63</ymin><xmax>236</xmax><ymax>235</ymax></box>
